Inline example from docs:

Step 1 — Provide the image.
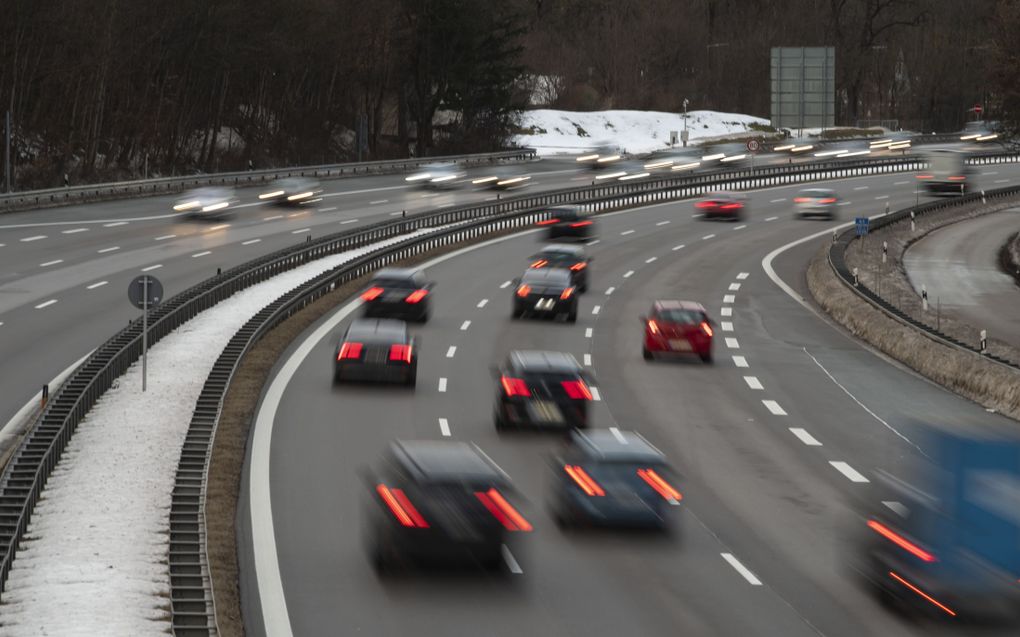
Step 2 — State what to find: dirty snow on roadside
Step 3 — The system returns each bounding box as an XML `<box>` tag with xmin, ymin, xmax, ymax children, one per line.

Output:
<box><xmin>0</xmin><ymin>225</ymin><xmax>451</xmax><ymax>636</ymax></box>
<box><xmin>515</xmin><ymin>108</ymin><xmax>771</xmax><ymax>155</ymax></box>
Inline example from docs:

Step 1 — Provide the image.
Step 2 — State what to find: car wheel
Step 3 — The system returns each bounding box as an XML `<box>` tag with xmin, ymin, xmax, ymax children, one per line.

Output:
<box><xmin>643</xmin><ymin>346</ymin><xmax>652</xmax><ymax>360</ymax></box>
<box><xmin>567</xmin><ymin>309</ymin><xmax>578</xmax><ymax>323</ymax></box>
<box><xmin>700</xmin><ymin>352</ymin><xmax>713</xmax><ymax>364</ymax></box>
<box><xmin>418</xmin><ymin>310</ymin><xmax>430</xmax><ymax>324</ymax></box>
<box><xmin>406</xmin><ymin>368</ymin><xmax>417</xmax><ymax>387</ymax></box>
<box><xmin>333</xmin><ymin>368</ymin><xmax>342</xmax><ymax>383</ymax></box>
<box><xmin>494</xmin><ymin>410</ymin><xmax>508</xmax><ymax>431</ymax></box>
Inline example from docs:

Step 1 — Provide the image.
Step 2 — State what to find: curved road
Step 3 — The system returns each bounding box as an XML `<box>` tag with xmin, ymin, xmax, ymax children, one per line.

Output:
<box><xmin>242</xmin><ymin>168</ymin><xmax>1020</xmax><ymax>636</ymax></box>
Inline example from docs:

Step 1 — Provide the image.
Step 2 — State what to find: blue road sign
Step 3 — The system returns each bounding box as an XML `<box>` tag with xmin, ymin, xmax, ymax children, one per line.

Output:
<box><xmin>854</xmin><ymin>217</ymin><xmax>870</xmax><ymax>236</ymax></box>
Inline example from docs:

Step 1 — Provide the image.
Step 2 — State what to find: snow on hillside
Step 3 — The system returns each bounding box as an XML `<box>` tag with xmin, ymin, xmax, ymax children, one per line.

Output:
<box><xmin>515</xmin><ymin>109</ymin><xmax>771</xmax><ymax>155</ymax></box>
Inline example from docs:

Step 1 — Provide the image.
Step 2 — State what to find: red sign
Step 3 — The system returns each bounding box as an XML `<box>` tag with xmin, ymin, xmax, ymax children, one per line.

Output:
<box><xmin>972</xmin><ymin>104</ymin><xmax>983</xmax><ymax>114</ymax></box>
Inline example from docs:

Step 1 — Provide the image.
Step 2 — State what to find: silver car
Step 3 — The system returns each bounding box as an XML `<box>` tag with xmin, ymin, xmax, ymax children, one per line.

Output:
<box><xmin>258</xmin><ymin>177</ymin><xmax>322</xmax><ymax>206</ymax></box>
<box><xmin>404</xmin><ymin>162</ymin><xmax>464</xmax><ymax>189</ymax></box>
<box><xmin>794</xmin><ymin>188</ymin><xmax>839</xmax><ymax>219</ymax></box>
<box><xmin>173</xmin><ymin>187</ymin><xmax>237</xmax><ymax>219</ymax></box>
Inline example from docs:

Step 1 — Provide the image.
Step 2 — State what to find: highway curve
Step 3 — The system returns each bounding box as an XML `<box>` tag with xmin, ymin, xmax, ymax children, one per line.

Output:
<box><xmin>242</xmin><ymin>168</ymin><xmax>1020</xmax><ymax>636</ymax></box>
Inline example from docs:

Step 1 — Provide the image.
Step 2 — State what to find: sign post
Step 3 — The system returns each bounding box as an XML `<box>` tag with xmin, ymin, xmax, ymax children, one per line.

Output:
<box><xmin>128</xmin><ymin>275</ymin><xmax>164</xmax><ymax>391</ymax></box>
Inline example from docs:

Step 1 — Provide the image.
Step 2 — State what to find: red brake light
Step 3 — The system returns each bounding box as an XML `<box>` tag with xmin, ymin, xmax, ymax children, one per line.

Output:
<box><xmin>561</xmin><ymin>380</ymin><xmax>592</xmax><ymax>400</ymax></box>
<box><xmin>819</xmin><ymin>197</ymin><xmax>837</xmax><ymax>204</ymax></box>
<box><xmin>948</xmin><ymin>175</ymin><xmax>966</xmax><ymax>181</ymax></box>
<box><xmin>377</xmin><ymin>484</ymin><xmax>429</xmax><ymax>528</ymax></box>
<box><xmin>536</xmin><ymin>218</ymin><xmax>560</xmax><ymax>226</ymax></box>
<box><xmin>647</xmin><ymin>319</ymin><xmax>660</xmax><ymax>335</ymax></box>
<box><xmin>569</xmin><ymin>262</ymin><xmax>587</xmax><ymax>271</ymax></box>
<box><xmin>695</xmin><ymin>201</ymin><xmax>714</xmax><ymax>209</ymax></box>
<box><xmin>560</xmin><ymin>287</ymin><xmax>575</xmax><ymax>300</ymax></box>
<box><xmin>720</xmin><ymin>202</ymin><xmax>742</xmax><ymax>210</ymax></box>
<box><xmin>337</xmin><ymin>342</ymin><xmax>363</xmax><ymax>360</ymax></box>
<box><xmin>916</xmin><ymin>174</ymin><xmax>933</xmax><ymax>179</ymax></box>
<box><xmin>700</xmin><ymin>321</ymin><xmax>714</xmax><ymax>337</ymax></box>
<box><xmin>516</xmin><ymin>284</ymin><xmax>532</xmax><ymax>298</ymax></box>
<box><xmin>564</xmin><ymin>465</ymin><xmax>605</xmax><ymax>496</ymax></box>
<box><xmin>867</xmin><ymin>520</ymin><xmax>937</xmax><ymax>562</ymax></box>
<box><xmin>500</xmin><ymin>376</ymin><xmax>531</xmax><ymax>397</ymax></box>
<box><xmin>888</xmin><ymin>571</ymin><xmax>956</xmax><ymax>616</ymax></box>
<box><xmin>794</xmin><ymin>197</ymin><xmax>810</xmax><ymax>203</ymax></box>
<box><xmin>361</xmin><ymin>286</ymin><xmax>384</xmax><ymax>301</ymax></box>
<box><xmin>475</xmin><ymin>488</ymin><xmax>532</xmax><ymax>531</ymax></box>
<box><xmin>404</xmin><ymin>289</ymin><xmax>428</xmax><ymax>303</ymax></box>
<box><xmin>570</xmin><ymin>220</ymin><xmax>593</xmax><ymax>227</ymax></box>
<box><xmin>530</xmin><ymin>259</ymin><xmax>548</xmax><ymax>268</ymax></box>
<box><xmin>638</xmin><ymin>468</ymin><xmax>682</xmax><ymax>502</ymax></box>
<box><xmin>389</xmin><ymin>343</ymin><xmax>413</xmax><ymax>363</ymax></box>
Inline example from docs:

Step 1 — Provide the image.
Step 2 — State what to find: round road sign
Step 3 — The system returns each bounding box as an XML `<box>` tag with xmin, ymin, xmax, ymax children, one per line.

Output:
<box><xmin>746</xmin><ymin>138</ymin><xmax>762</xmax><ymax>153</ymax></box>
<box><xmin>128</xmin><ymin>275</ymin><xmax>164</xmax><ymax>310</ymax></box>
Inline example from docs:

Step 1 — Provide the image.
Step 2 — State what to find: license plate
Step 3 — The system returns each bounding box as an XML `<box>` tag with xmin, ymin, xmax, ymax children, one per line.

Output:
<box><xmin>534</xmin><ymin>298</ymin><xmax>556</xmax><ymax>311</ymax></box>
<box><xmin>669</xmin><ymin>339</ymin><xmax>691</xmax><ymax>351</ymax></box>
<box><xmin>526</xmin><ymin>400</ymin><xmax>564</xmax><ymax>424</ymax></box>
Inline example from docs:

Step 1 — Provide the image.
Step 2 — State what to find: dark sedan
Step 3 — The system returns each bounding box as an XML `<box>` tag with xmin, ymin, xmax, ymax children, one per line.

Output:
<box><xmin>511</xmin><ymin>268</ymin><xmax>578</xmax><ymax>322</ymax></box>
<box><xmin>333</xmin><ymin>319</ymin><xmax>417</xmax><ymax>386</ymax></box>
<box><xmin>360</xmin><ymin>268</ymin><xmax>433</xmax><ymax>323</ymax></box>
<box><xmin>494</xmin><ymin>350</ymin><xmax>592</xmax><ymax>430</ymax></box>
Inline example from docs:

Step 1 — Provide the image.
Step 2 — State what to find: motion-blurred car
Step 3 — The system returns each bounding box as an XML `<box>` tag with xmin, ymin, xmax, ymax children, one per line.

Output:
<box><xmin>592</xmin><ymin>160</ymin><xmax>651</xmax><ymax>183</ymax></box>
<box><xmin>528</xmin><ymin>244</ymin><xmax>591</xmax><ymax>292</ymax></box>
<box><xmin>641</xmin><ymin>300</ymin><xmax>714</xmax><ymax>363</ymax></box>
<box><xmin>173</xmin><ymin>187</ymin><xmax>237</xmax><ymax>219</ymax></box>
<box><xmin>470</xmin><ymin>166</ymin><xmax>531</xmax><ymax>190</ymax></box>
<box><xmin>360</xmin><ymin>268</ymin><xmax>433</xmax><ymax>323</ymax></box>
<box><xmin>511</xmin><ymin>268</ymin><xmax>579</xmax><ymax>322</ymax></box>
<box><xmin>494</xmin><ymin>350</ymin><xmax>592</xmax><ymax>430</ymax></box>
<box><xmin>364</xmin><ymin>440</ymin><xmax>531</xmax><ymax>572</ymax></box>
<box><xmin>793</xmin><ymin>188</ymin><xmax>840</xmax><ymax>219</ymax></box>
<box><xmin>550</xmin><ymin>429</ymin><xmax>682</xmax><ymax>530</ymax></box>
<box><xmin>642</xmin><ymin>151</ymin><xmax>702</xmax><ymax>174</ymax></box>
<box><xmin>257</xmin><ymin>177</ymin><xmax>323</xmax><ymax>206</ymax></box>
<box><xmin>536</xmin><ymin>205</ymin><xmax>597</xmax><ymax>242</ymax></box>
<box><xmin>333</xmin><ymin>318</ymin><xmax>417</xmax><ymax>386</ymax></box>
<box><xmin>404</xmin><ymin>162</ymin><xmax>464</xmax><ymax>189</ymax></box>
<box><xmin>695</xmin><ymin>192</ymin><xmax>746</xmax><ymax>221</ymax></box>
<box><xmin>575</xmin><ymin>143</ymin><xmax>622</xmax><ymax>169</ymax></box>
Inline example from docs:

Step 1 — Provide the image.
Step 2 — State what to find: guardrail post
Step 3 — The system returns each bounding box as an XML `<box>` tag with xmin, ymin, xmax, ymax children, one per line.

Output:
<box><xmin>982</xmin><ymin>190</ymin><xmax>987</xmax><ymax>204</ymax></box>
<box><xmin>41</xmin><ymin>384</ymin><xmax>48</xmax><ymax>408</ymax></box>
<box><xmin>853</xmin><ymin>267</ymin><xmax>859</xmax><ymax>287</ymax></box>
<box><xmin>882</xmin><ymin>241</ymin><xmax>887</xmax><ymax>264</ymax></box>
<box><xmin>980</xmin><ymin>329</ymin><xmax>987</xmax><ymax>353</ymax></box>
<box><xmin>910</xmin><ymin>210</ymin><xmax>916</xmax><ymax>232</ymax></box>
<box><xmin>921</xmin><ymin>285</ymin><xmax>928</xmax><ymax>311</ymax></box>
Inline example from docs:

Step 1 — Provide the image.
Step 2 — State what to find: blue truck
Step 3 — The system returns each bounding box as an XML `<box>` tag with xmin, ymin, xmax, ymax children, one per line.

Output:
<box><xmin>855</xmin><ymin>426</ymin><xmax>1020</xmax><ymax>620</ymax></box>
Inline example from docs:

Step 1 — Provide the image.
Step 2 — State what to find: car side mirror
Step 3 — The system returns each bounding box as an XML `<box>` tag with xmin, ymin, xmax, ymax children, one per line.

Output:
<box><xmin>511</xmin><ymin>277</ymin><xmax>520</xmax><ymax>286</ymax></box>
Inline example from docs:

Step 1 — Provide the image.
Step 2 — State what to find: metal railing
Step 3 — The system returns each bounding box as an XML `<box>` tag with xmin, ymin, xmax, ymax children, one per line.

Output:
<box><xmin>0</xmin><ymin>148</ymin><xmax>537</xmax><ymax>214</ymax></box>
<box><xmin>828</xmin><ymin>186</ymin><xmax>1020</xmax><ymax>369</ymax></box>
<box><xmin>1</xmin><ymin>149</ymin><xmax>1019</xmax><ymax>634</ymax></box>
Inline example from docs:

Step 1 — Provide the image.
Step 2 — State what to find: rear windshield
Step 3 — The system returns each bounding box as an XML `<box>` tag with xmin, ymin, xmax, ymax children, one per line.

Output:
<box><xmin>372</xmin><ymin>277</ymin><xmax>418</xmax><ymax>289</ymax></box>
<box><xmin>551</xmin><ymin>208</ymin><xmax>580</xmax><ymax>221</ymax></box>
<box><xmin>522</xmin><ymin>269</ymin><xmax>570</xmax><ymax>285</ymax></box>
<box><xmin>537</xmin><ymin>252</ymin><xmax>580</xmax><ymax>265</ymax></box>
<box><xmin>656</xmin><ymin>309</ymin><xmax>704</xmax><ymax>324</ymax></box>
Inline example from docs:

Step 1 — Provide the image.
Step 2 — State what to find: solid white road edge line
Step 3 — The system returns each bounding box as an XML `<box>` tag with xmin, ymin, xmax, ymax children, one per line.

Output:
<box><xmin>0</xmin><ymin>350</ymin><xmax>95</xmax><ymax>443</ymax></box>
<box><xmin>721</xmin><ymin>553</ymin><xmax>762</xmax><ymax>586</ymax></box>
<box><xmin>502</xmin><ymin>544</ymin><xmax>523</xmax><ymax>574</ymax></box>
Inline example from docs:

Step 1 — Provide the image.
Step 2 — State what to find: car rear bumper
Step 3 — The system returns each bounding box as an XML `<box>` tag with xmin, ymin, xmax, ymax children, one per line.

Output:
<box><xmin>498</xmin><ymin>399</ymin><xmax>588</xmax><ymax>429</ymax></box>
<box><xmin>561</xmin><ymin>492</ymin><xmax>670</xmax><ymax>528</ymax></box>
<box><xmin>335</xmin><ymin>362</ymin><xmax>413</xmax><ymax>383</ymax></box>
<box><xmin>364</xmin><ymin>301</ymin><xmax>428</xmax><ymax>321</ymax></box>
<box><xmin>514</xmin><ymin>298</ymin><xmax>577</xmax><ymax>317</ymax></box>
<box><xmin>645</xmin><ymin>335</ymin><xmax>710</xmax><ymax>355</ymax></box>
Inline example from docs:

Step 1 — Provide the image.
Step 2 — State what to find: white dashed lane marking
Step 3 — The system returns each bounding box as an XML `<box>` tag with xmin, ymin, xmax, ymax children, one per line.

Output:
<box><xmin>762</xmin><ymin>400</ymin><xmax>787</xmax><ymax>416</ymax></box>
<box><xmin>264</xmin><ymin>215</ymin><xmax>284</xmax><ymax>221</ymax></box>
<box><xmin>723</xmin><ymin>294</ymin><xmax>736</xmax><ymax>303</ymax></box>
<box><xmin>438</xmin><ymin>378</ymin><xmax>448</xmax><ymax>392</ymax></box>
<box><xmin>645</xmin><ymin>257</ymin><xmax>657</xmax><ymax>264</ymax></box>
<box><xmin>728</xmin><ymin>283</ymin><xmax>741</xmax><ymax>291</ymax></box>
<box><xmin>770</xmin><ymin>198</ymin><xmax>786</xmax><ymax>203</ymax></box>
<box><xmin>875</xmin><ymin>195</ymin><xmax>889</xmax><ymax>200</ymax></box>
<box><xmin>103</xmin><ymin>221</ymin><xmax>128</xmax><ymax>227</ymax></box>
<box><xmin>40</xmin><ymin>259</ymin><xmax>63</xmax><ymax>267</ymax></box>
<box><xmin>702</xmin><ymin>234</ymin><xmax>716</xmax><ymax>240</ymax></box>
<box><xmin>585</xmin><ymin>328</ymin><xmax>593</xmax><ymax>338</ymax></box>
<box><xmin>743</xmin><ymin>376</ymin><xmax>763</xmax><ymax>390</ymax></box>
<box><xmin>854</xmin><ymin>186</ymin><xmax>869</xmax><ymax>190</ymax></box>
<box><xmin>592</xmin><ymin>305</ymin><xmax>601</xmax><ymax>315</ymax></box>
<box><xmin>86</xmin><ymin>281</ymin><xmax>108</xmax><ymax>290</ymax></box>
<box><xmin>460</xmin><ymin>320</ymin><xmax>471</xmax><ymax>331</ymax></box>
<box><xmin>720</xmin><ymin>307</ymin><xmax>733</xmax><ymax>317</ymax></box>
<box><xmin>672</xmin><ymin>244</ymin><xmax>685</xmax><ymax>251</ymax></box>
<box><xmin>340</xmin><ymin>219</ymin><xmax>359</xmax><ymax>225</ymax></box>
<box><xmin>291</xmin><ymin>228</ymin><xmax>311</xmax><ymax>234</ymax></box>
<box><xmin>477</xmin><ymin>299</ymin><xmax>488</xmax><ymax>308</ymax></box>
<box><xmin>621</xmin><ymin>230</ymin><xmax>635</xmax><ymax>236</ymax></box>
<box><xmin>142</xmin><ymin>264</ymin><xmax>162</xmax><ymax>272</ymax></box>
<box><xmin>790</xmin><ymin>428</ymin><xmax>822</xmax><ymax>446</ymax></box>
<box><xmin>21</xmin><ymin>235</ymin><xmax>46</xmax><ymax>242</ymax></box>
<box><xmin>623</xmin><ymin>270</ymin><xmax>634</xmax><ymax>278</ymax></box>
<box><xmin>438</xmin><ymin>418</ymin><xmax>451</xmax><ymax>437</ymax></box>
<box><xmin>242</xmin><ymin>239</ymin><xmax>262</xmax><ymax>245</ymax></box>
<box><xmin>721</xmin><ymin>322</ymin><xmax>733</xmax><ymax>331</ymax></box>
<box><xmin>605</xmin><ymin>287</ymin><xmax>616</xmax><ymax>295</ymax></box>
<box><xmin>502</xmin><ymin>545</ymin><xmax>523</xmax><ymax>575</ymax></box>
<box><xmin>721</xmin><ymin>553</ymin><xmax>762</xmax><ymax>586</ymax></box>
<box><xmin>192</xmin><ymin>251</ymin><xmax>211</xmax><ymax>258</ymax></box>
<box><xmin>894</xmin><ymin>180</ymin><xmax>909</xmax><ymax>185</ymax></box>
<box><xmin>883</xmin><ymin>501</ymin><xmax>908</xmax><ymax>516</ymax></box>
<box><xmin>656</xmin><ymin>220</ymin><xmax>670</xmax><ymax>226</ymax></box>
<box><xmin>155</xmin><ymin>234</ymin><xmax>176</xmax><ymax>241</ymax></box>
<box><xmin>500</xmin><ymin>280</ymin><xmax>512</xmax><ymax>289</ymax></box>
<box><xmin>733</xmin><ymin>356</ymin><xmax>748</xmax><ymax>368</ymax></box>
<box><xmin>62</xmin><ymin>228</ymin><xmax>88</xmax><ymax>234</ymax></box>
<box><xmin>733</xmin><ymin>224</ymin><xmax>746</xmax><ymax>230</ymax></box>
<box><xmin>725</xmin><ymin>338</ymin><xmax>739</xmax><ymax>349</ymax></box>
<box><xmin>590</xmin><ymin>387</ymin><xmax>602</xmax><ymax>401</ymax></box>
<box><xmin>737</xmin><ymin>272</ymin><xmax>749</xmax><ymax>280</ymax></box>
<box><xmin>765</xmin><ymin>216</ymin><xmax>778</xmax><ymax>221</ymax></box>
<box><xmin>446</xmin><ymin>346</ymin><xmax>457</xmax><ymax>358</ymax></box>
<box><xmin>370</xmin><ymin>199</ymin><xmax>389</xmax><ymax>205</ymax></box>
<box><xmin>830</xmin><ymin>461</ymin><xmax>869</xmax><ymax>483</ymax></box>
<box><xmin>583</xmin><ymin>354</ymin><xmax>592</xmax><ymax>366</ymax></box>
<box><xmin>35</xmin><ymin>299</ymin><xmax>58</xmax><ymax>309</ymax></box>
<box><xmin>97</xmin><ymin>247</ymin><xmax>119</xmax><ymax>254</ymax></box>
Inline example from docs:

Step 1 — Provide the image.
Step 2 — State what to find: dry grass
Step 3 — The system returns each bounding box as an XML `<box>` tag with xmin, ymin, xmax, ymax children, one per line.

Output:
<box><xmin>845</xmin><ymin>196</ymin><xmax>1020</xmax><ymax>363</ymax></box>
<box><xmin>807</xmin><ymin>245</ymin><xmax>1020</xmax><ymax>421</ymax></box>
<box><xmin>205</xmin><ymin>228</ymin><xmax>522</xmax><ymax>636</ymax></box>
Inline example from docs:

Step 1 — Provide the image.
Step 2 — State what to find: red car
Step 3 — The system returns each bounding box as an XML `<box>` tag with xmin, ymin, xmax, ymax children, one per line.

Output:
<box><xmin>641</xmin><ymin>301</ymin><xmax>714</xmax><ymax>363</ymax></box>
<box><xmin>695</xmin><ymin>192</ymin><xmax>746</xmax><ymax>221</ymax></box>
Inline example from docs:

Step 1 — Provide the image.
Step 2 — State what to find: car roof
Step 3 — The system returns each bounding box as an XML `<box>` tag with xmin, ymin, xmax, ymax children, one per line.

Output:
<box><xmin>391</xmin><ymin>440</ymin><xmax>508</xmax><ymax>483</ymax></box>
<box><xmin>344</xmin><ymin>318</ymin><xmax>407</xmax><ymax>342</ymax></box>
<box><xmin>521</xmin><ymin>268</ymin><xmax>571</xmax><ymax>284</ymax></box>
<box><xmin>654</xmin><ymin>300</ymin><xmax>706</xmax><ymax>312</ymax></box>
<box><xmin>799</xmin><ymin>187</ymin><xmax>835</xmax><ymax>194</ymax></box>
<box><xmin>536</xmin><ymin>243</ymin><xmax>586</xmax><ymax>257</ymax></box>
<box><xmin>569</xmin><ymin>429</ymin><xmax>668</xmax><ymax>464</ymax></box>
<box><xmin>508</xmin><ymin>350</ymin><xmax>582</xmax><ymax>373</ymax></box>
<box><xmin>372</xmin><ymin>268</ymin><xmax>422</xmax><ymax>281</ymax></box>
<box><xmin>705</xmin><ymin>191</ymin><xmax>743</xmax><ymax>199</ymax></box>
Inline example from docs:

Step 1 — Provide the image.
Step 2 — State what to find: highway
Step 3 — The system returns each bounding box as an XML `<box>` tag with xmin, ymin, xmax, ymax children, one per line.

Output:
<box><xmin>240</xmin><ymin>167</ymin><xmax>1020</xmax><ymax>636</ymax></box>
<box><xmin>903</xmin><ymin>208</ymin><xmax>1020</xmax><ymax>348</ymax></box>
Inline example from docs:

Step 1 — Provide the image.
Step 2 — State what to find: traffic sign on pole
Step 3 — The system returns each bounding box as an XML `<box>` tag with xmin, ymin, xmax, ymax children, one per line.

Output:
<box><xmin>746</xmin><ymin>138</ymin><xmax>761</xmax><ymax>153</ymax></box>
<box><xmin>128</xmin><ymin>275</ymin><xmax>163</xmax><ymax>392</ymax></box>
<box><xmin>854</xmin><ymin>217</ymin><xmax>870</xmax><ymax>236</ymax></box>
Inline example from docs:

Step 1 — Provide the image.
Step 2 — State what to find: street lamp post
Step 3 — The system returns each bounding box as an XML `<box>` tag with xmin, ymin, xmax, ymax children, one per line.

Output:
<box><xmin>683</xmin><ymin>98</ymin><xmax>689</xmax><ymax>147</ymax></box>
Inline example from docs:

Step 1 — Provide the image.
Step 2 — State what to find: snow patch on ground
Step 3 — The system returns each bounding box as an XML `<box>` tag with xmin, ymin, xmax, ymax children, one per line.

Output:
<box><xmin>0</xmin><ymin>225</ymin><xmax>450</xmax><ymax>636</ymax></box>
<box><xmin>515</xmin><ymin>108</ymin><xmax>771</xmax><ymax>155</ymax></box>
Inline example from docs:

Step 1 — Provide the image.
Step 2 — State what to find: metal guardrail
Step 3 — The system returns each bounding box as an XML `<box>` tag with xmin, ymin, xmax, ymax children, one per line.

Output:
<box><xmin>828</xmin><ymin>185</ymin><xmax>1020</xmax><ymax>369</ymax></box>
<box><xmin>0</xmin><ymin>148</ymin><xmax>537</xmax><ymax>214</ymax></box>
<box><xmin>1</xmin><ymin>149</ymin><xmax>1019</xmax><ymax>634</ymax></box>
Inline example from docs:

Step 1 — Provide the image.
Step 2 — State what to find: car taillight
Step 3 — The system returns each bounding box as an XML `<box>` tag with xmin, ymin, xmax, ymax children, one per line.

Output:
<box><xmin>948</xmin><ymin>175</ymin><xmax>966</xmax><ymax>181</ymax></box>
<box><xmin>389</xmin><ymin>343</ymin><xmax>413</xmax><ymax>363</ymax></box>
<box><xmin>638</xmin><ymin>468</ymin><xmax>682</xmax><ymax>502</ymax></box>
<box><xmin>560</xmin><ymin>287</ymin><xmax>575</xmax><ymax>300</ymax></box>
<box><xmin>570</xmin><ymin>220</ymin><xmax>593</xmax><ymax>228</ymax></box>
<box><xmin>337</xmin><ymin>342</ymin><xmax>363</xmax><ymax>360</ymax></box>
<box><xmin>569</xmin><ymin>262</ymin><xmax>587</xmax><ymax>271</ymax></box>
<box><xmin>500</xmin><ymin>376</ymin><xmax>531</xmax><ymax>397</ymax></box>
<box><xmin>404</xmin><ymin>289</ymin><xmax>428</xmax><ymax>304</ymax></box>
<box><xmin>516</xmin><ymin>285</ymin><xmax>532</xmax><ymax>297</ymax></box>
<box><xmin>475</xmin><ymin>488</ymin><xmax>532</xmax><ymax>531</ymax></box>
<box><xmin>361</xmin><ymin>287</ymin><xmax>384</xmax><ymax>301</ymax></box>
<box><xmin>916</xmin><ymin>174</ymin><xmax>933</xmax><ymax>179</ymax></box>
<box><xmin>700</xmin><ymin>321</ymin><xmax>714</xmax><ymax>337</ymax></box>
<box><xmin>377</xmin><ymin>484</ymin><xmax>429</xmax><ymax>528</ymax></box>
<box><xmin>530</xmin><ymin>259</ymin><xmax>548</xmax><ymax>268</ymax></box>
<box><xmin>564</xmin><ymin>465</ymin><xmax>605</xmax><ymax>496</ymax></box>
<box><xmin>720</xmin><ymin>202</ymin><xmax>743</xmax><ymax>210</ymax></box>
<box><xmin>647</xmin><ymin>320</ymin><xmax>660</xmax><ymax>335</ymax></box>
<box><xmin>794</xmin><ymin>197</ymin><xmax>810</xmax><ymax>203</ymax></box>
<box><xmin>536</xmin><ymin>218</ymin><xmax>560</xmax><ymax>226</ymax></box>
<box><xmin>867</xmin><ymin>519</ymin><xmax>937</xmax><ymax>562</ymax></box>
<box><xmin>695</xmin><ymin>201</ymin><xmax>714</xmax><ymax>209</ymax></box>
<box><xmin>819</xmin><ymin>197</ymin><xmax>837</xmax><ymax>204</ymax></box>
<box><xmin>561</xmin><ymin>380</ymin><xmax>592</xmax><ymax>400</ymax></box>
